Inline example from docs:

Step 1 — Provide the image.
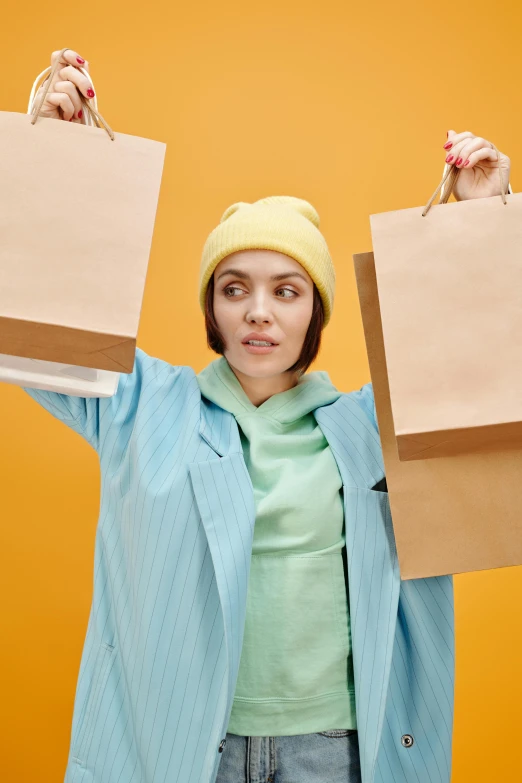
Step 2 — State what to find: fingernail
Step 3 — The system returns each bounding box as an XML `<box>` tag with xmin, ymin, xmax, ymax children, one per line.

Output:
<box><xmin>463</xmin><ymin>159</ymin><xmax>470</xmax><ymax>167</ymax></box>
<box><xmin>78</xmin><ymin>109</ymin><xmax>83</xmax><ymax>119</ymax></box>
<box><xmin>87</xmin><ymin>89</ymin><xmax>95</xmax><ymax>98</ymax></box>
<box><xmin>77</xmin><ymin>57</ymin><xmax>85</xmax><ymax>64</ymax></box>
<box><xmin>443</xmin><ymin>142</ymin><xmax>453</xmax><ymax>150</ymax></box>
<box><xmin>455</xmin><ymin>157</ymin><xmax>463</xmax><ymax>166</ymax></box>
<box><xmin>445</xmin><ymin>154</ymin><xmax>454</xmax><ymax>163</ymax></box>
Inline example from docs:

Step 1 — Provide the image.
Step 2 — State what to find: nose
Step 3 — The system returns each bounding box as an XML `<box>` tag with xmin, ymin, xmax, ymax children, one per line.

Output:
<box><xmin>246</xmin><ymin>296</ymin><xmax>274</xmax><ymax>324</ymax></box>
<box><xmin>248</xmin><ymin>313</ymin><xmax>271</xmax><ymax>324</ymax></box>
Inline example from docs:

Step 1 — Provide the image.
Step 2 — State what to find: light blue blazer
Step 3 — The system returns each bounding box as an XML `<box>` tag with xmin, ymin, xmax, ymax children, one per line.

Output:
<box><xmin>24</xmin><ymin>347</ymin><xmax>454</xmax><ymax>783</ymax></box>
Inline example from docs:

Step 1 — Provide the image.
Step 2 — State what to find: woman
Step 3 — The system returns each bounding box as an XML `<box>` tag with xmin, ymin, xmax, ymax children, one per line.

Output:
<box><xmin>26</xmin><ymin>49</ymin><xmax>511</xmax><ymax>783</ymax></box>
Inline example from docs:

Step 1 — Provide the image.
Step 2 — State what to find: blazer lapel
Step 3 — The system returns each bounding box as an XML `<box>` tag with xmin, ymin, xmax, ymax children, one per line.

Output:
<box><xmin>314</xmin><ymin>395</ymin><xmax>401</xmax><ymax>783</ymax></box>
<box><xmin>188</xmin><ymin>395</ymin><xmax>256</xmax><ymax>723</ymax></box>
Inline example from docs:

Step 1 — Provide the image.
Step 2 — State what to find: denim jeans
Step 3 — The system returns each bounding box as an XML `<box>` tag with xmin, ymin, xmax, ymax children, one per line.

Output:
<box><xmin>215</xmin><ymin>729</ymin><xmax>361</xmax><ymax>783</ymax></box>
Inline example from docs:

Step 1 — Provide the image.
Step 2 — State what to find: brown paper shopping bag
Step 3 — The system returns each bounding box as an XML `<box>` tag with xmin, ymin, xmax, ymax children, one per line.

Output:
<box><xmin>369</xmin><ymin>155</ymin><xmax>522</xmax><ymax>461</ymax></box>
<box><xmin>353</xmin><ymin>250</ymin><xmax>522</xmax><ymax>578</ymax></box>
<box><xmin>0</xmin><ymin>48</ymin><xmax>166</xmax><ymax>375</ymax></box>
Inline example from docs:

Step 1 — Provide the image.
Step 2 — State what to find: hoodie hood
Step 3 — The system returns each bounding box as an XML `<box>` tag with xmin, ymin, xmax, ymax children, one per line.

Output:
<box><xmin>196</xmin><ymin>356</ymin><xmax>342</xmax><ymax>425</ymax></box>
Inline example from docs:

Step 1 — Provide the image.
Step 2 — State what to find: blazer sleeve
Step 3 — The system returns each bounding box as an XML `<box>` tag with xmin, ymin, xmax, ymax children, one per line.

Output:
<box><xmin>21</xmin><ymin>347</ymin><xmax>150</xmax><ymax>452</ymax></box>
<box><xmin>350</xmin><ymin>381</ymin><xmax>379</xmax><ymax>435</ymax></box>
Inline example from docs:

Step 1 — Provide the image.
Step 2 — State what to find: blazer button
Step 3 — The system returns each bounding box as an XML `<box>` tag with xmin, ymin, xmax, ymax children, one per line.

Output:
<box><xmin>401</xmin><ymin>734</ymin><xmax>414</xmax><ymax>748</ymax></box>
<box><xmin>218</xmin><ymin>739</ymin><xmax>227</xmax><ymax>753</ymax></box>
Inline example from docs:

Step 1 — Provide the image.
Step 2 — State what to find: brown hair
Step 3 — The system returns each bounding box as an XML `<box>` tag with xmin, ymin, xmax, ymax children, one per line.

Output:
<box><xmin>204</xmin><ymin>272</ymin><xmax>324</xmax><ymax>376</ymax></box>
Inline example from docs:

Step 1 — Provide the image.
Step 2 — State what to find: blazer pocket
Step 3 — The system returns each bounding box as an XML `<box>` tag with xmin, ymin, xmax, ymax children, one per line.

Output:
<box><xmin>74</xmin><ymin>641</ymin><xmax>116</xmax><ymax>763</ymax></box>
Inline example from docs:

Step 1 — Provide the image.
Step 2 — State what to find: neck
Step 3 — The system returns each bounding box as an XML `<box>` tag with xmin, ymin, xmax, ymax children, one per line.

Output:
<box><xmin>227</xmin><ymin>361</ymin><xmax>300</xmax><ymax>406</ymax></box>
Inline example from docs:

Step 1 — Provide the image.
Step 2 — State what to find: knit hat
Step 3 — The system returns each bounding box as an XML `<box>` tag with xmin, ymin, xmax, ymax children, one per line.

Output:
<box><xmin>198</xmin><ymin>195</ymin><xmax>335</xmax><ymax>326</ymax></box>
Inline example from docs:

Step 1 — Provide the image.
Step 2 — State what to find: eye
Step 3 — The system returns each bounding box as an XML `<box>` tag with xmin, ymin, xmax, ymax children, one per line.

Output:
<box><xmin>222</xmin><ymin>285</ymin><xmax>298</xmax><ymax>298</ymax></box>
<box><xmin>223</xmin><ymin>285</ymin><xmax>244</xmax><ymax>297</ymax></box>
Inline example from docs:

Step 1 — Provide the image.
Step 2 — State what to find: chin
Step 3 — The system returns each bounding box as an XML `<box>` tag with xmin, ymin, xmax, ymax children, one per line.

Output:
<box><xmin>226</xmin><ymin>350</ymin><xmax>295</xmax><ymax>378</ymax></box>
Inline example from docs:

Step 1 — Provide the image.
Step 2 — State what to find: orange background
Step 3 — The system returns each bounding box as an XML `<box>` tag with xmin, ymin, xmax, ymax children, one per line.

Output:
<box><xmin>1</xmin><ymin>1</ymin><xmax>521</xmax><ymax>780</ymax></box>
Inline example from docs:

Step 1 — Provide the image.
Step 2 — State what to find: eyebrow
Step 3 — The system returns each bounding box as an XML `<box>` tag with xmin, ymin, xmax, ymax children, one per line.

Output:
<box><xmin>216</xmin><ymin>268</ymin><xmax>309</xmax><ymax>283</ymax></box>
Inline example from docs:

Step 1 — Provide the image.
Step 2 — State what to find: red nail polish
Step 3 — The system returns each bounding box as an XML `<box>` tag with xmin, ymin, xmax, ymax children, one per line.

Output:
<box><xmin>77</xmin><ymin>57</ymin><xmax>85</xmax><ymax>64</ymax></box>
<box><xmin>87</xmin><ymin>89</ymin><xmax>95</xmax><ymax>98</ymax></box>
<box><xmin>443</xmin><ymin>142</ymin><xmax>453</xmax><ymax>150</ymax></box>
<box><xmin>78</xmin><ymin>109</ymin><xmax>83</xmax><ymax>119</ymax></box>
<box><xmin>455</xmin><ymin>157</ymin><xmax>463</xmax><ymax>166</ymax></box>
<box><xmin>463</xmin><ymin>159</ymin><xmax>470</xmax><ymax>167</ymax></box>
<box><xmin>445</xmin><ymin>154</ymin><xmax>454</xmax><ymax>163</ymax></box>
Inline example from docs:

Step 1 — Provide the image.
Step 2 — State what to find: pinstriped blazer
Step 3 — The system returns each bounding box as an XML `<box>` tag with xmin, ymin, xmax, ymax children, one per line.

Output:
<box><xmin>24</xmin><ymin>347</ymin><xmax>454</xmax><ymax>783</ymax></box>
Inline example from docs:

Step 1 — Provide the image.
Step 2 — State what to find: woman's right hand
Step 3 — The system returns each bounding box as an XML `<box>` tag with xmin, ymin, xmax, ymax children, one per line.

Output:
<box><xmin>33</xmin><ymin>49</ymin><xmax>94</xmax><ymax>122</ymax></box>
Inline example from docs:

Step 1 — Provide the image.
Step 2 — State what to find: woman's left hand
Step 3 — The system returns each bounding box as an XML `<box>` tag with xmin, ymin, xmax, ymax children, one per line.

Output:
<box><xmin>443</xmin><ymin>129</ymin><xmax>511</xmax><ymax>201</ymax></box>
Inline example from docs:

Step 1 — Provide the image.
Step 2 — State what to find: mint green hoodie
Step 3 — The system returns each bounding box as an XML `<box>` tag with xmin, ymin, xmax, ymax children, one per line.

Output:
<box><xmin>196</xmin><ymin>356</ymin><xmax>357</xmax><ymax>736</ymax></box>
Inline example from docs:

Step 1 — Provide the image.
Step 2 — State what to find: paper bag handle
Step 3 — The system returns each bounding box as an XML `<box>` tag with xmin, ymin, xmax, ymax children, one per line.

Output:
<box><xmin>422</xmin><ymin>142</ymin><xmax>511</xmax><ymax>216</ymax></box>
<box><xmin>28</xmin><ymin>47</ymin><xmax>115</xmax><ymax>141</ymax></box>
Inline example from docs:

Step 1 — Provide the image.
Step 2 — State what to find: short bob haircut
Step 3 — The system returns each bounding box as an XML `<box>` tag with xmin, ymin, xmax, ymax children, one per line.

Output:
<box><xmin>204</xmin><ymin>271</ymin><xmax>325</xmax><ymax>376</ymax></box>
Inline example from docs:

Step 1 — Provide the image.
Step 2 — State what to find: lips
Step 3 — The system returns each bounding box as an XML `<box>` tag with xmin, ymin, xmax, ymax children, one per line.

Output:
<box><xmin>242</xmin><ymin>333</ymin><xmax>279</xmax><ymax>344</ymax></box>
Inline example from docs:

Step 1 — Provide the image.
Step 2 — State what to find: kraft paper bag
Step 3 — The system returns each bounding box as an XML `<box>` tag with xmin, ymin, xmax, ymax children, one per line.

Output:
<box><xmin>0</xmin><ymin>353</ymin><xmax>119</xmax><ymax>398</ymax></box>
<box><xmin>0</xmin><ymin>49</ymin><xmax>166</xmax><ymax>387</ymax></box>
<box><xmin>369</xmin><ymin>157</ymin><xmax>522</xmax><ymax>462</ymax></box>
<box><xmin>353</xmin><ymin>250</ymin><xmax>522</xmax><ymax>579</ymax></box>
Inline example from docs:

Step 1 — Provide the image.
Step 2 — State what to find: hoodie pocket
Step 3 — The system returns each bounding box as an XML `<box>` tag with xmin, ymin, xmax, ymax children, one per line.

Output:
<box><xmin>330</xmin><ymin>554</ymin><xmax>351</xmax><ymax>657</ymax></box>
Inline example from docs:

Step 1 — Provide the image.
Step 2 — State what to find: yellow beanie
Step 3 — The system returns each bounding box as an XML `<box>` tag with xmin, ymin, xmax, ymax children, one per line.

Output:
<box><xmin>198</xmin><ymin>195</ymin><xmax>335</xmax><ymax>326</ymax></box>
